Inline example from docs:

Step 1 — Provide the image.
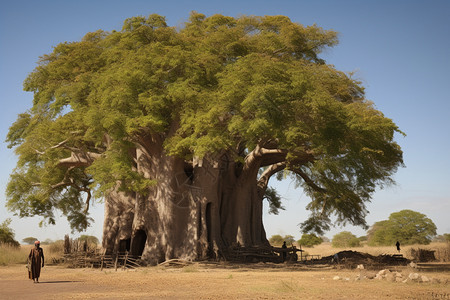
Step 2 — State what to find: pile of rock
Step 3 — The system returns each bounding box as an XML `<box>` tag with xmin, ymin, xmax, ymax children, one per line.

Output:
<box><xmin>373</xmin><ymin>269</ymin><xmax>441</xmax><ymax>283</ymax></box>
<box><xmin>332</xmin><ymin>264</ymin><xmax>446</xmax><ymax>284</ymax></box>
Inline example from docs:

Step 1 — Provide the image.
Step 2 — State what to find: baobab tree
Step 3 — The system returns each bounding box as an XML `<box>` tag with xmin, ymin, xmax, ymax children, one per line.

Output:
<box><xmin>6</xmin><ymin>13</ymin><xmax>404</xmax><ymax>264</ymax></box>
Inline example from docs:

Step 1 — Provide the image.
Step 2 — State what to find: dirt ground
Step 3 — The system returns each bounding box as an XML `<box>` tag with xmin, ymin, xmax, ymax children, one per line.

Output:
<box><xmin>1</xmin><ymin>263</ymin><xmax>449</xmax><ymax>299</ymax></box>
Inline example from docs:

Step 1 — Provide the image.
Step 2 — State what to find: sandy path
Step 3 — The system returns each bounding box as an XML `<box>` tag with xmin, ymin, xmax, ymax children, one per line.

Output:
<box><xmin>1</xmin><ymin>264</ymin><xmax>449</xmax><ymax>299</ymax></box>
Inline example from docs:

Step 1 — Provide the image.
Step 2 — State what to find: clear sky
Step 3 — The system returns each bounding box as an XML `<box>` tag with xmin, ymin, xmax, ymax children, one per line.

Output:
<box><xmin>1</xmin><ymin>0</ymin><xmax>449</xmax><ymax>243</ymax></box>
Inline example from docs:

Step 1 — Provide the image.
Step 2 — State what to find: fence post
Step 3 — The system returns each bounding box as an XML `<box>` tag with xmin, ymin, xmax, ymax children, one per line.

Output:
<box><xmin>123</xmin><ymin>251</ymin><xmax>129</xmax><ymax>270</ymax></box>
<box><xmin>114</xmin><ymin>254</ymin><xmax>119</xmax><ymax>271</ymax></box>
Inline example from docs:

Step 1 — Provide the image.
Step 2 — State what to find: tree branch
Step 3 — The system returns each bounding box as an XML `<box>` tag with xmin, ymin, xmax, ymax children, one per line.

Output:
<box><xmin>292</xmin><ymin>167</ymin><xmax>327</xmax><ymax>194</ymax></box>
<box><xmin>257</xmin><ymin>162</ymin><xmax>286</xmax><ymax>197</ymax></box>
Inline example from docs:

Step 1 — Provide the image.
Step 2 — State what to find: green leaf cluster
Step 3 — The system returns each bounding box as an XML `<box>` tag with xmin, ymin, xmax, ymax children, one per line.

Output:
<box><xmin>367</xmin><ymin>210</ymin><xmax>437</xmax><ymax>246</ymax></box>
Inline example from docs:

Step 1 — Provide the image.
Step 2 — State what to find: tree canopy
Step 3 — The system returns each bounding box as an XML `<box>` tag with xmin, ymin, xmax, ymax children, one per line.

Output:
<box><xmin>367</xmin><ymin>209</ymin><xmax>437</xmax><ymax>246</ymax></box>
<box><xmin>6</xmin><ymin>12</ymin><xmax>404</xmax><ymax>235</ymax></box>
<box><xmin>332</xmin><ymin>231</ymin><xmax>360</xmax><ymax>248</ymax></box>
<box><xmin>0</xmin><ymin>219</ymin><xmax>20</xmax><ymax>247</ymax></box>
<box><xmin>297</xmin><ymin>233</ymin><xmax>323</xmax><ymax>247</ymax></box>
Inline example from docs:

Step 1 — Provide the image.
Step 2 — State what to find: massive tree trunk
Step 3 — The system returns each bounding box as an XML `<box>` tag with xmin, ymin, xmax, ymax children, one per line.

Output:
<box><xmin>101</xmin><ymin>138</ymin><xmax>283</xmax><ymax>264</ymax></box>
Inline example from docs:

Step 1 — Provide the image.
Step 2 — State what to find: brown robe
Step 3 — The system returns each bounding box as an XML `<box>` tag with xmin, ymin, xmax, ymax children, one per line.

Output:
<box><xmin>28</xmin><ymin>247</ymin><xmax>44</xmax><ymax>280</ymax></box>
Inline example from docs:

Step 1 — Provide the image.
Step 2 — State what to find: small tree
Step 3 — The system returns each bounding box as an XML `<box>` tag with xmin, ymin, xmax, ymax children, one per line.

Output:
<box><xmin>0</xmin><ymin>219</ymin><xmax>20</xmax><ymax>247</ymax></box>
<box><xmin>269</xmin><ymin>234</ymin><xmax>284</xmax><ymax>245</ymax></box>
<box><xmin>367</xmin><ymin>210</ymin><xmax>437</xmax><ymax>246</ymax></box>
<box><xmin>22</xmin><ymin>237</ymin><xmax>38</xmax><ymax>245</ymax></box>
<box><xmin>298</xmin><ymin>233</ymin><xmax>323</xmax><ymax>247</ymax></box>
<box><xmin>332</xmin><ymin>231</ymin><xmax>360</xmax><ymax>248</ymax></box>
<box><xmin>269</xmin><ymin>234</ymin><xmax>296</xmax><ymax>246</ymax></box>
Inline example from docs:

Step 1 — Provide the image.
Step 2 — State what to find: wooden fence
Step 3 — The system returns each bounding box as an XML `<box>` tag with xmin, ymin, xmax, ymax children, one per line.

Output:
<box><xmin>63</xmin><ymin>251</ymin><xmax>143</xmax><ymax>270</ymax></box>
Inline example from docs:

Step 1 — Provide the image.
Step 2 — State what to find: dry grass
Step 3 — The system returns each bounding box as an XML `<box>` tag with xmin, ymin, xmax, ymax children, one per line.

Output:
<box><xmin>297</xmin><ymin>242</ymin><xmax>450</xmax><ymax>261</ymax></box>
<box><xmin>0</xmin><ymin>243</ymin><xmax>64</xmax><ymax>266</ymax></box>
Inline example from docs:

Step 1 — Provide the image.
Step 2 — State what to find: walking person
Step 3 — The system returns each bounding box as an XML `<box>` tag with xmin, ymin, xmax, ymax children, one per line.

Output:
<box><xmin>395</xmin><ymin>241</ymin><xmax>401</xmax><ymax>253</ymax></box>
<box><xmin>28</xmin><ymin>240</ymin><xmax>44</xmax><ymax>283</ymax></box>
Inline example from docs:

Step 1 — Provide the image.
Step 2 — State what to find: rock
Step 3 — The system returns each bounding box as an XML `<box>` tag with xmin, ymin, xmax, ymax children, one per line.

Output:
<box><xmin>356</xmin><ymin>264</ymin><xmax>364</xmax><ymax>270</ymax></box>
<box><xmin>343</xmin><ymin>277</ymin><xmax>350</xmax><ymax>281</ymax></box>
<box><xmin>402</xmin><ymin>279</ymin><xmax>408</xmax><ymax>283</ymax></box>
<box><xmin>375</xmin><ymin>274</ymin><xmax>383</xmax><ymax>280</ymax></box>
<box><xmin>394</xmin><ymin>271</ymin><xmax>403</xmax><ymax>278</ymax></box>
<box><xmin>386</xmin><ymin>273</ymin><xmax>395</xmax><ymax>282</ymax></box>
<box><xmin>366</xmin><ymin>274</ymin><xmax>375</xmax><ymax>280</ymax></box>
<box><xmin>396</xmin><ymin>277</ymin><xmax>404</xmax><ymax>282</ymax></box>
<box><xmin>333</xmin><ymin>276</ymin><xmax>341</xmax><ymax>280</ymax></box>
<box><xmin>408</xmin><ymin>273</ymin><xmax>420</xmax><ymax>281</ymax></box>
<box><xmin>421</xmin><ymin>275</ymin><xmax>430</xmax><ymax>283</ymax></box>
<box><xmin>377</xmin><ymin>269</ymin><xmax>387</xmax><ymax>276</ymax></box>
<box><xmin>409</xmin><ymin>262</ymin><xmax>417</xmax><ymax>268</ymax></box>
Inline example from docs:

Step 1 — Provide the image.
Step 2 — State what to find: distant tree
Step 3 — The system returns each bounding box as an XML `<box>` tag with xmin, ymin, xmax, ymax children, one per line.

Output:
<box><xmin>433</xmin><ymin>234</ymin><xmax>450</xmax><ymax>243</ymax></box>
<box><xmin>0</xmin><ymin>219</ymin><xmax>20</xmax><ymax>247</ymax></box>
<box><xmin>41</xmin><ymin>238</ymin><xmax>53</xmax><ymax>245</ymax></box>
<box><xmin>358</xmin><ymin>236</ymin><xmax>368</xmax><ymax>242</ymax></box>
<box><xmin>78</xmin><ymin>235</ymin><xmax>99</xmax><ymax>245</ymax></box>
<box><xmin>284</xmin><ymin>235</ymin><xmax>296</xmax><ymax>245</ymax></box>
<box><xmin>269</xmin><ymin>234</ymin><xmax>295</xmax><ymax>246</ymax></box>
<box><xmin>332</xmin><ymin>231</ymin><xmax>360</xmax><ymax>248</ymax></box>
<box><xmin>298</xmin><ymin>233</ymin><xmax>323</xmax><ymax>247</ymax></box>
<box><xmin>269</xmin><ymin>234</ymin><xmax>284</xmax><ymax>245</ymax></box>
<box><xmin>22</xmin><ymin>237</ymin><xmax>38</xmax><ymax>245</ymax></box>
<box><xmin>320</xmin><ymin>236</ymin><xmax>330</xmax><ymax>243</ymax></box>
<box><xmin>367</xmin><ymin>210</ymin><xmax>437</xmax><ymax>246</ymax></box>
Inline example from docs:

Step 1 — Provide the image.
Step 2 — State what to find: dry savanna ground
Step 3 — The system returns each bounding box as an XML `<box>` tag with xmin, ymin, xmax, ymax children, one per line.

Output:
<box><xmin>1</xmin><ymin>243</ymin><xmax>448</xmax><ymax>299</ymax></box>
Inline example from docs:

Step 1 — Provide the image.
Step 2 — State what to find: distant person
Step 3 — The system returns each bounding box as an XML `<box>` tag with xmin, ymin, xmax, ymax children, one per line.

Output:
<box><xmin>28</xmin><ymin>240</ymin><xmax>44</xmax><ymax>283</ymax></box>
<box><xmin>396</xmin><ymin>241</ymin><xmax>401</xmax><ymax>253</ymax></box>
<box><xmin>281</xmin><ymin>241</ymin><xmax>287</xmax><ymax>262</ymax></box>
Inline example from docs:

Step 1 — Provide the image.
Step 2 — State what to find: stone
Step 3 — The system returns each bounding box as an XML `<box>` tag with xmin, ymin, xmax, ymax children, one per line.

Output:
<box><xmin>421</xmin><ymin>275</ymin><xmax>430</xmax><ymax>283</ymax></box>
<box><xmin>395</xmin><ymin>277</ymin><xmax>404</xmax><ymax>282</ymax></box>
<box><xmin>408</xmin><ymin>273</ymin><xmax>420</xmax><ymax>281</ymax></box>
<box><xmin>333</xmin><ymin>276</ymin><xmax>341</xmax><ymax>281</ymax></box>
<box><xmin>409</xmin><ymin>262</ymin><xmax>417</xmax><ymax>268</ymax></box>
<box><xmin>356</xmin><ymin>264</ymin><xmax>364</xmax><ymax>270</ymax></box>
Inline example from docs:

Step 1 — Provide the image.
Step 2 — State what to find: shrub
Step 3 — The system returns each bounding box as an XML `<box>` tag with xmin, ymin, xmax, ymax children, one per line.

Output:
<box><xmin>297</xmin><ymin>233</ymin><xmax>323</xmax><ymax>248</ymax></box>
<box><xmin>332</xmin><ymin>231</ymin><xmax>361</xmax><ymax>248</ymax></box>
<box><xmin>0</xmin><ymin>219</ymin><xmax>20</xmax><ymax>247</ymax></box>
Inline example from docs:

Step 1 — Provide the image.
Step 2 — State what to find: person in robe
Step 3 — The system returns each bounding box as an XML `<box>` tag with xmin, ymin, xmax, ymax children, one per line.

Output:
<box><xmin>28</xmin><ymin>240</ymin><xmax>44</xmax><ymax>283</ymax></box>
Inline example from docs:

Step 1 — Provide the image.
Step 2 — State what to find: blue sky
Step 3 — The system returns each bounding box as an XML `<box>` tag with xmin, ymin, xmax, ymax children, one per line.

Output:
<box><xmin>1</xmin><ymin>0</ymin><xmax>449</xmax><ymax>243</ymax></box>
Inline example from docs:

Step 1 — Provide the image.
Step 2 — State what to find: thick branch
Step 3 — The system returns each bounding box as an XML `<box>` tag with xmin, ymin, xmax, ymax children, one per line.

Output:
<box><xmin>58</xmin><ymin>152</ymin><xmax>101</xmax><ymax>167</ymax></box>
<box><xmin>257</xmin><ymin>162</ymin><xmax>286</xmax><ymax>198</ymax></box>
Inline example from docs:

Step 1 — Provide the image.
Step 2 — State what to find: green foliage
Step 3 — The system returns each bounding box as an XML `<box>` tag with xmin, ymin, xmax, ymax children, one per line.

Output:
<box><xmin>269</xmin><ymin>234</ymin><xmax>295</xmax><ymax>246</ymax></box>
<box><xmin>297</xmin><ymin>233</ymin><xmax>323</xmax><ymax>247</ymax></box>
<box><xmin>0</xmin><ymin>219</ymin><xmax>20</xmax><ymax>247</ymax></box>
<box><xmin>22</xmin><ymin>236</ymin><xmax>38</xmax><ymax>245</ymax></box>
<box><xmin>367</xmin><ymin>210</ymin><xmax>437</xmax><ymax>246</ymax></box>
<box><xmin>7</xmin><ymin>13</ymin><xmax>404</xmax><ymax>233</ymax></box>
<box><xmin>332</xmin><ymin>231</ymin><xmax>361</xmax><ymax>248</ymax></box>
<box><xmin>263</xmin><ymin>186</ymin><xmax>285</xmax><ymax>215</ymax></box>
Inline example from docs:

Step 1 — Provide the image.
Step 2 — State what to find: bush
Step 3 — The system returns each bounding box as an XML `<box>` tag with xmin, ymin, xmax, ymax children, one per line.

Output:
<box><xmin>0</xmin><ymin>219</ymin><xmax>20</xmax><ymax>247</ymax></box>
<box><xmin>332</xmin><ymin>231</ymin><xmax>361</xmax><ymax>248</ymax></box>
<box><xmin>297</xmin><ymin>234</ymin><xmax>322</xmax><ymax>248</ymax></box>
<box><xmin>269</xmin><ymin>234</ymin><xmax>295</xmax><ymax>246</ymax></box>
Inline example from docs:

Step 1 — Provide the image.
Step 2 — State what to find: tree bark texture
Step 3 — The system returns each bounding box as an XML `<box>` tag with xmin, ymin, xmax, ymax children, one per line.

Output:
<box><xmin>102</xmin><ymin>136</ymin><xmax>278</xmax><ymax>264</ymax></box>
